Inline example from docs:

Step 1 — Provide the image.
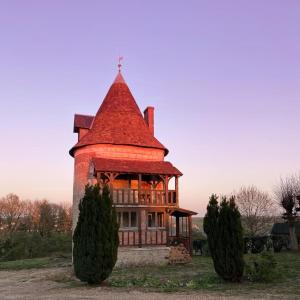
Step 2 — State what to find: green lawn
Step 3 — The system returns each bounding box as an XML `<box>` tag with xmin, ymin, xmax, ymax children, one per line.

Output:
<box><xmin>1</xmin><ymin>252</ymin><xmax>300</xmax><ymax>297</ymax></box>
<box><xmin>109</xmin><ymin>252</ymin><xmax>300</xmax><ymax>296</ymax></box>
<box><xmin>0</xmin><ymin>254</ymin><xmax>72</xmax><ymax>270</ymax></box>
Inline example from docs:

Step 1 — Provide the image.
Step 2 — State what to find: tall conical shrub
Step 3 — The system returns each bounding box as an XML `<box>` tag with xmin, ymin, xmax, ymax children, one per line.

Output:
<box><xmin>73</xmin><ymin>184</ymin><xmax>119</xmax><ymax>284</ymax></box>
<box><xmin>203</xmin><ymin>194</ymin><xmax>219</xmax><ymax>260</ymax></box>
<box><xmin>204</xmin><ymin>195</ymin><xmax>244</xmax><ymax>282</ymax></box>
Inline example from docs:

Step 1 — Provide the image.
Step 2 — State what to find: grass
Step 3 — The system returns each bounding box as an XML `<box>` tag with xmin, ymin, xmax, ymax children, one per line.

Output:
<box><xmin>0</xmin><ymin>254</ymin><xmax>72</xmax><ymax>270</ymax></box>
<box><xmin>1</xmin><ymin>251</ymin><xmax>300</xmax><ymax>297</ymax></box>
<box><xmin>108</xmin><ymin>252</ymin><xmax>300</xmax><ymax>296</ymax></box>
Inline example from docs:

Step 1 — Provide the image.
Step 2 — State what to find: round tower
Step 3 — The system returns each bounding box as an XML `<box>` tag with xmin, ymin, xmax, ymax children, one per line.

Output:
<box><xmin>70</xmin><ymin>70</ymin><xmax>196</xmax><ymax>266</ymax></box>
<box><xmin>69</xmin><ymin>71</ymin><xmax>168</xmax><ymax>231</ymax></box>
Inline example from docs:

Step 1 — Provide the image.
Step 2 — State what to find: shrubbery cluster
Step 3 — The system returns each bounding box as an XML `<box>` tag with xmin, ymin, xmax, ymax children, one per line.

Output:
<box><xmin>246</xmin><ymin>252</ymin><xmax>278</xmax><ymax>282</ymax></box>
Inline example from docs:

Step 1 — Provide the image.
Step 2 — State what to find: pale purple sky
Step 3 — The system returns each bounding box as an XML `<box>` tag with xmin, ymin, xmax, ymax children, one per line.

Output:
<box><xmin>0</xmin><ymin>1</ymin><xmax>299</xmax><ymax>215</ymax></box>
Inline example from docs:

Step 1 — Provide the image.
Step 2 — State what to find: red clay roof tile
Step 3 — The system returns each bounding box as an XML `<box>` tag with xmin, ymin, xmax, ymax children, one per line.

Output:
<box><xmin>69</xmin><ymin>72</ymin><xmax>168</xmax><ymax>156</ymax></box>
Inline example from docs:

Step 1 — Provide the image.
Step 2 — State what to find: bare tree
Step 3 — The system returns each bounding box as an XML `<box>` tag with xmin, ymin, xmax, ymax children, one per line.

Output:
<box><xmin>23</xmin><ymin>200</ymin><xmax>41</xmax><ymax>232</ymax></box>
<box><xmin>275</xmin><ymin>174</ymin><xmax>300</xmax><ymax>251</ymax></box>
<box><xmin>57</xmin><ymin>202</ymin><xmax>72</xmax><ymax>233</ymax></box>
<box><xmin>236</xmin><ymin>186</ymin><xmax>276</xmax><ymax>236</ymax></box>
<box><xmin>38</xmin><ymin>200</ymin><xmax>56</xmax><ymax>237</ymax></box>
<box><xmin>0</xmin><ymin>194</ymin><xmax>27</xmax><ymax>236</ymax></box>
<box><xmin>0</xmin><ymin>195</ymin><xmax>72</xmax><ymax>237</ymax></box>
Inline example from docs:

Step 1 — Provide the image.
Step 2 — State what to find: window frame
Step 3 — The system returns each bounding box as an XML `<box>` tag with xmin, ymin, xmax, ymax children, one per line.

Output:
<box><xmin>118</xmin><ymin>211</ymin><xmax>138</xmax><ymax>230</ymax></box>
<box><xmin>147</xmin><ymin>211</ymin><xmax>165</xmax><ymax>229</ymax></box>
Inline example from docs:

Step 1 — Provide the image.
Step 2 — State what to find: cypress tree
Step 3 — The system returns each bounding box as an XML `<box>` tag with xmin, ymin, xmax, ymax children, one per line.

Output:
<box><xmin>73</xmin><ymin>184</ymin><xmax>119</xmax><ymax>284</ymax></box>
<box><xmin>97</xmin><ymin>185</ymin><xmax>119</xmax><ymax>280</ymax></box>
<box><xmin>203</xmin><ymin>194</ymin><xmax>219</xmax><ymax>261</ymax></box>
<box><xmin>204</xmin><ymin>195</ymin><xmax>244</xmax><ymax>282</ymax></box>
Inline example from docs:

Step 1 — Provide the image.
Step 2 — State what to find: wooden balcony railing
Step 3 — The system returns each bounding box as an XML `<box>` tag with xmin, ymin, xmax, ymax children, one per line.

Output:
<box><xmin>112</xmin><ymin>188</ymin><xmax>177</xmax><ymax>205</ymax></box>
<box><xmin>119</xmin><ymin>229</ymin><xmax>167</xmax><ymax>246</ymax></box>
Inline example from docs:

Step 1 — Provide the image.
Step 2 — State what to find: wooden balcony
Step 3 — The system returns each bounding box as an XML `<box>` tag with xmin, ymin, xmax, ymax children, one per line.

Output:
<box><xmin>112</xmin><ymin>188</ymin><xmax>177</xmax><ymax>206</ymax></box>
<box><xmin>119</xmin><ymin>229</ymin><xmax>167</xmax><ymax>246</ymax></box>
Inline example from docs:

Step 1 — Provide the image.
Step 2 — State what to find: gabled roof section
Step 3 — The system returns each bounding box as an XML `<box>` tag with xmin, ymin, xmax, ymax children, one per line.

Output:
<box><xmin>73</xmin><ymin>114</ymin><xmax>94</xmax><ymax>133</ymax></box>
<box><xmin>69</xmin><ymin>72</ymin><xmax>168</xmax><ymax>157</ymax></box>
<box><xmin>92</xmin><ymin>157</ymin><xmax>182</xmax><ymax>176</ymax></box>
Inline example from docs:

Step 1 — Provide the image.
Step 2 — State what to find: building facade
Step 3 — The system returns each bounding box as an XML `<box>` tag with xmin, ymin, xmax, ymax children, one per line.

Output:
<box><xmin>69</xmin><ymin>70</ymin><xmax>196</xmax><ymax>265</ymax></box>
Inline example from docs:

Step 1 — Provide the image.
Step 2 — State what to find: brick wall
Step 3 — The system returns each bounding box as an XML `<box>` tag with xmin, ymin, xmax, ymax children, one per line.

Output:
<box><xmin>75</xmin><ymin>144</ymin><xmax>164</xmax><ymax>161</ymax></box>
<box><xmin>72</xmin><ymin>144</ymin><xmax>165</xmax><ymax>231</ymax></box>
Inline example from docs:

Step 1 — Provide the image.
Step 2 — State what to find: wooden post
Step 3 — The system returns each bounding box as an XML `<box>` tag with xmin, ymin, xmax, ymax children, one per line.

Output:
<box><xmin>109</xmin><ymin>173</ymin><xmax>114</xmax><ymax>201</ymax></box>
<box><xmin>188</xmin><ymin>215</ymin><xmax>192</xmax><ymax>255</ymax></box>
<box><xmin>96</xmin><ymin>172</ymin><xmax>106</xmax><ymax>188</ymax></box>
<box><xmin>165</xmin><ymin>175</ymin><xmax>169</xmax><ymax>205</ymax></box>
<box><xmin>175</xmin><ymin>176</ymin><xmax>179</xmax><ymax>206</ymax></box>
<box><xmin>138</xmin><ymin>208</ymin><xmax>142</xmax><ymax>248</ymax></box>
<box><xmin>165</xmin><ymin>210</ymin><xmax>169</xmax><ymax>246</ymax></box>
<box><xmin>138</xmin><ymin>174</ymin><xmax>142</xmax><ymax>247</ymax></box>
<box><xmin>138</xmin><ymin>174</ymin><xmax>142</xmax><ymax>204</ymax></box>
<box><xmin>176</xmin><ymin>215</ymin><xmax>180</xmax><ymax>237</ymax></box>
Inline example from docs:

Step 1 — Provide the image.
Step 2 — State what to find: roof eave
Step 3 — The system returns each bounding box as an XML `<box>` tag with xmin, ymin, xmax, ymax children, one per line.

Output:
<box><xmin>69</xmin><ymin>142</ymin><xmax>169</xmax><ymax>158</ymax></box>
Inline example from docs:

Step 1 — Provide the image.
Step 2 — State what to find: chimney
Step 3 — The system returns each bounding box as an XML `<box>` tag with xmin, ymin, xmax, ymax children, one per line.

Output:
<box><xmin>144</xmin><ymin>106</ymin><xmax>154</xmax><ymax>135</ymax></box>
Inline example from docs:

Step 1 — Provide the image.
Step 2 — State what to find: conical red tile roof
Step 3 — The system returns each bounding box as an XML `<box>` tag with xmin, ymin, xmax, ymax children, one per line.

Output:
<box><xmin>69</xmin><ymin>72</ymin><xmax>168</xmax><ymax>156</ymax></box>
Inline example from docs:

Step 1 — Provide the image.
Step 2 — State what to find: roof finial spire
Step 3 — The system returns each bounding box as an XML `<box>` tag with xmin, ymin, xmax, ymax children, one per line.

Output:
<box><xmin>118</xmin><ymin>56</ymin><xmax>123</xmax><ymax>73</ymax></box>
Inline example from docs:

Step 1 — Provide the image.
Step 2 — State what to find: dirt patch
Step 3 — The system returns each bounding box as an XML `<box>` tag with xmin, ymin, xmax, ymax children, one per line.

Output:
<box><xmin>0</xmin><ymin>267</ymin><xmax>293</xmax><ymax>300</ymax></box>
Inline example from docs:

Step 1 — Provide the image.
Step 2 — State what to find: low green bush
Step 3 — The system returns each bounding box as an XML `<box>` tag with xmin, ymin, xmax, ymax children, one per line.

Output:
<box><xmin>0</xmin><ymin>232</ymin><xmax>71</xmax><ymax>261</ymax></box>
<box><xmin>271</xmin><ymin>235</ymin><xmax>289</xmax><ymax>252</ymax></box>
<box><xmin>251</xmin><ymin>236</ymin><xmax>267</xmax><ymax>254</ymax></box>
<box><xmin>201</xmin><ymin>241</ymin><xmax>210</xmax><ymax>256</ymax></box>
<box><xmin>245</xmin><ymin>252</ymin><xmax>278</xmax><ymax>282</ymax></box>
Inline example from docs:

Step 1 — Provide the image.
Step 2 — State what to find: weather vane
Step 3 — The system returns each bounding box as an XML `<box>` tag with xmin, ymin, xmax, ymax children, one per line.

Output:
<box><xmin>118</xmin><ymin>56</ymin><xmax>123</xmax><ymax>72</ymax></box>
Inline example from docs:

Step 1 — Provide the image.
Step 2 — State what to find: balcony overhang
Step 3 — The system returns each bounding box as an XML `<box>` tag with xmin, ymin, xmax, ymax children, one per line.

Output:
<box><xmin>169</xmin><ymin>207</ymin><xmax>197</xmax><ymax>217</ymax></box>
<box><xmin>92</xmin><ymin>157</ymin><xmax>182</xmax><ymax>176</ymax></box>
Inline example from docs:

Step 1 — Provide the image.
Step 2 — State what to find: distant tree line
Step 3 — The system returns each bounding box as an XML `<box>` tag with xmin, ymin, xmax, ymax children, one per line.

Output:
<box><xmin>0</xmin><ymin>193</ymin><xmax>72</xmax><ymax>238</ymax></box>
<box><xmin>0</xmin><ymin>194</ymin><xmax>72</xmax><ymax>261</ymax></box>
<box><xmin>194</xmin><ymin>173</ymin><xmax>300</xmax><ymax>257</ymax></box>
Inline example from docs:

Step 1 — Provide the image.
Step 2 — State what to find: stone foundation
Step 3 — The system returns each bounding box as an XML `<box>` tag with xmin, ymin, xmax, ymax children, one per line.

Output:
<box><xmin>115</xmin><ymin>246</ymin><xmax>170</xmax><ymax>268</ymax></box>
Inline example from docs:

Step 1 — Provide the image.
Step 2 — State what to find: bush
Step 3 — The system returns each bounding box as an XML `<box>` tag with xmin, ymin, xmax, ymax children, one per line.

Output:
<box><xmin>244</xmin><ymin>236</ymin><xmax>273</xmax><ymax>254</ymax></box>
<box><xmin>271</xmin><ymin>235</ymin><xmax>289</xmax><ymax>252</ymax></box>
<box><xmin>244</xmin><ymin>237</ymin><xmax>251</xmax><ymax>254</ymax></box>
<box><xmin>73</xmin><ymin>185</ymin><xmax>119</xmax><ymax>284</ymax></box>
<box><xmin>201</xmin><ymin>241</ymin><xmax>210</xmax><ymax>256</ymax></box>
<box><xmin>204</xmin><ymin>195</ymin><xmax>244</xmax><ymax>282</ymax></box>
<box><xmin>0</xmin><ymin>232</ymin><xmax>71</xmax><ymax>261</ymax></box>
<box><xmin>192</xmin><ymin>239</ymin><xmax>207</xmax><ymax>255</ymax></box>
<box><xmin>250</xmin><ymin>236</ymin><xmax>267</xmax><ymax>254</ymax></box>
<box><xmin>246</xmin><ymin>252</ymin><xmax>278</xmax><ymax>282</ymax></box>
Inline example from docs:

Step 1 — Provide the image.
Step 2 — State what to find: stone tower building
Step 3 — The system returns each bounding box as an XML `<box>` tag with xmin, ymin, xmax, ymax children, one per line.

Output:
<box><xmin>69</xmin><ymin>70</ymin><xmax>196</xmax><ymax>265</ymax></box>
